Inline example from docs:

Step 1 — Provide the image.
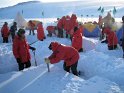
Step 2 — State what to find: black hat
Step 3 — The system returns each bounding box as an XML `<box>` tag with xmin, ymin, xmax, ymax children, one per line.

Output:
<box><xmin>4</xmin><ymin>22</ymin><xmax>8</xmax><ymax>25</ymax></box>
<box><xmin>13</xmin><ymin>22</ymin><xmax>17</xmax><ymax>25</ymax></box>
<box><xmin>74</xmin><ymin>26</ymin><xmax>78</xmax><ymax>32</ymax></box>
<box><xmin>17</xmin><ymin>29</ymin><xmax>25</xmax><ymax>36</ymax></box>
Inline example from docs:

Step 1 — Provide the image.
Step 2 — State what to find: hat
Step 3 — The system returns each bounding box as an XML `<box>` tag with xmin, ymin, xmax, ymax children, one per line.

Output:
<box><xmin>74</xmin><ymin>26</ymin><xmax>78</xmax><ymax>32</ymax></box>
<box><xmin>4</xmin><ymin>22</ymin><xmax>8</xmax><ymax>25</ymax></box>
<box><xmin>17</xmin><ymin>29</ymin><xmax>25</xmax><ymax>36</ymax></box>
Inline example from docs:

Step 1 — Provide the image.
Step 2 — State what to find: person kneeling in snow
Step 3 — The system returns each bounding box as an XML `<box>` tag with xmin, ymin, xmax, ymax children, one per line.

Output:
<box><xmin>44</xmin><ymin>42</ymin><xmax>79</xmax><ymax>76</ymax></box>
<box><xmin>103</xmin><ymin>26</ymin><xmax>118</xmax><ymax>50</ymax></box>
<box><xmin>13</xmin><ymin>29</ymin><xmax>36</xmax><ymax>71</ymax></box>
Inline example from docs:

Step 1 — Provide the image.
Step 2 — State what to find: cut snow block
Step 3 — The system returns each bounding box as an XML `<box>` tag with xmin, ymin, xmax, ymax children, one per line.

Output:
<box><xmin>83</xmin><ymin>37</ymin><xmax>98</xmax><ymax>51</ymax></box>
<box><xmin>79</xmin><ymin>76</ymin><xmax>122</xmax><ymax>93</ymax></box>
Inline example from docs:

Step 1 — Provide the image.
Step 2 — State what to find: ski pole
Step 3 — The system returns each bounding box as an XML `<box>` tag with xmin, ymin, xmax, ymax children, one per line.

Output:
<box><xmin>32</xmin><ymin>50</ymin><xmax>37</xmax><ymax>66</ymax></box>
<box><xmin>46</xmin><ymin>63</ymin><xmax>50</xmax><ymax>72</ymax></box>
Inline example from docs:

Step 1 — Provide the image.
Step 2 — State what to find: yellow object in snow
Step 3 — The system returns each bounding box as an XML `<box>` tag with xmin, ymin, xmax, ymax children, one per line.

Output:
<box><xmin>83</xmin><ymin>23</ymin><xmax>97</xmax><ymax>32</ymax></box>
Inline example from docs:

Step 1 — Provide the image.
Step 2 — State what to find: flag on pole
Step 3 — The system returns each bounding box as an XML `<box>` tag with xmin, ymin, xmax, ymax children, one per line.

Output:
<box><xmin>42</xmin><ymin>11</ymin><xmax>44</xmax><ymax>16</ymax></box>
<box><xmin>101</xmin><ymin>7</ymin><xmax>104</xmax><ymax>14</ymax></box>
<box><xmin>113</xmin><ymin>6</ymin><xmax>117</xmax><ymax>15</ymax></box>
<box><xmin>22</xmin><ymin>10</ymin><xmax>23</xmax><ymax>15</ymax></box>
<box><xmin>98</xmin><ymin>6</ymin><xmax>101</xmax><ymax>11</ymax></box>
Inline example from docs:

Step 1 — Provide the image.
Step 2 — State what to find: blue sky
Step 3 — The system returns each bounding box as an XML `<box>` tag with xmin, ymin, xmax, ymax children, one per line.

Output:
<box><xmin>0</xmin><ymin>0</ymin><xmax>124</xmax><ymax>8</ymax></box>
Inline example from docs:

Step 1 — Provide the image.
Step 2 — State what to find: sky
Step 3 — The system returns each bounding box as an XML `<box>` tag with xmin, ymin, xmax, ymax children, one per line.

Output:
<box><xmin>0</xmin><ymin>0</ymin><xmax>124</xmax><ymax>8</ymax></box>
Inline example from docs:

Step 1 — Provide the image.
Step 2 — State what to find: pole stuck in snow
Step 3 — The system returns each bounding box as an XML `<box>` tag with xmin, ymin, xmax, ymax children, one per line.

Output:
<box><xmin>32</xmin><ymin>50</ymin><xmax>37</xmax><ymax>66</ymax></box>
<box><xmin>47</xmin><ymin>63</ymin><xmax>50</xmax><ymax>72</ymax></box>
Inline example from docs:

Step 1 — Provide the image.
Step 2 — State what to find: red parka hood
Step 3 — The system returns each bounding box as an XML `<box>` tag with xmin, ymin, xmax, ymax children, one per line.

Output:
<box><xmin>51</xmin><ymin>42</ymin><xmax>60</xmax><ymax>51</ymax></box>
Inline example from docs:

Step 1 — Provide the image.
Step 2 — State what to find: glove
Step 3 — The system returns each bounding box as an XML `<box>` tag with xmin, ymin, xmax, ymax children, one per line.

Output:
<box><xmin>44</xmin><ymin>58</ymin><xmax>50</xmax><ymax>63</ymax></box>
<box><xmin>16</xmin><ymin>58</ymin><xmax>21</xmax><ymax>63</ymax></box>
<box><xmin>30</xmin><ymin>46</ymin><xmax>36</xmax><ymax>51</ymax></box>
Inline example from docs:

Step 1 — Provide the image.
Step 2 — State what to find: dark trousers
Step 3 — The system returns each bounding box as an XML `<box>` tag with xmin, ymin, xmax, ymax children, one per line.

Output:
<box><xmin>58</xmin><ymin>28</ymin><xmax>63</xmax><ymax>38</ymax></box>
<box><xmin>63</xmin><ymin>61</ymin><xmax>78</xmax><ymax>76</ymax></box>
<box><xmin>29</xmin><ymin>29</ymin><xmax>35</xmax><ymax>35</ymax></box>
<box><xmin>122</xmin><ymin>41</ymin><xmax>124</xmax><ymax>57</ymax></box>
<box><xmin>11</xmin><ymin>33</ymin><xmax>15</xmax><ymax>40</ymax></box>
<box><xmin>3</xmin><ymin>37</ymin><xmax>8</xmax><ymax>43</ymax></box>
<box><xmin>108</xmin><ymin>45</ymin><xmax>117</xmax><ymax>50</ymax></box>
<box><xmin>17</xmin><ymin>61</ymin><xmax>31</xmax><ymax>71</ymax></box>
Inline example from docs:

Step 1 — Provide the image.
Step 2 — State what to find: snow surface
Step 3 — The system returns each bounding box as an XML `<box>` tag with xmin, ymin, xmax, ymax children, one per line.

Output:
<box><xmin>0</xmin><ymin>1</ymin><xmax>124</xmax><ymax>18</ymax></box>
<box><xmin>0</xmin><ymin>18</ymin><xmax>124</xmax><ymax>93</ymax></box>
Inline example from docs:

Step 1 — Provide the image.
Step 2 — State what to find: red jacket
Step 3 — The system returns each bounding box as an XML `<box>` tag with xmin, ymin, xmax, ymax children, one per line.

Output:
<box><xmin>70</xmin><ymin>14</ymin><xmax>78</xmax><ymax>31</ymax></box>
<box><xmin>72</xmin><ymin>29</ymin><xmax>83</xmax><ymax>51</ymax></box>
<box><xmin>1</xmin><ymin>25</ymin><xmax>9</xmax><ymax>37</ymax></box>
<box><xmin>37</xmin><ymin>23</ymin><xmax>45</xmax><ymax>40</ymax></box>
<box><xmin>57</xmin><ymin>18</ymin><xmax>63</xmax><ymax>29</ymax></box>
<box><xmin>61</xmin><ymin>16</ymin><xmax>66</xmax><ymax>30</ymax></box>
<box><xmin>48</xmin><ymin>42</ymin><xmax>79</xmax><ymax>66</ymax></box>
<box><xmin>29</xmin><ymin>22</ymin><xmax>35</xmax><ymax>30</ymax></box>
<box><xmin>64</xmin><ymin>15</ymin><xmax>71</xmax><ymax>34</ymax></box>
<box><xmin>103</xmin><ymin>27</ymin><xmax>118</xmax><ymax>46</ymax></box>
<box><xmin>79</xmin><ymin>25</ymin><xmax>84</xmax><ymax>35</ymax></box>
<box><xmin>13</xmin><ymin>35</ymin><xmax>31</xmax><ymax>63</ymax></box>
<box><xmin>46</xmin><ymin>26</ymin><xmax>55</xmax><ymax>32</ymax></box>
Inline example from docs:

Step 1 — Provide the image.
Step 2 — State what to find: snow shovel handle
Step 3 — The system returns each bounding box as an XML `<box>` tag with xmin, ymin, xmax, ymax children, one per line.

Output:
<box><xmin>46</xmin><ymin>63</ymin><xmax>50</xmax><ymax>72</ymax></box>
<box><xmin>32</xmin><ymin>50</ymin><xmax>37</xmax><ymax>66</ymax></box>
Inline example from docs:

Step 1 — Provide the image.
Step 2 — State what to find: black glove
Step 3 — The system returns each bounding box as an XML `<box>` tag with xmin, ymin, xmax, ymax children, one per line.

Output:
<box><xmin>30</xmin><ymin>46</ymin><xmax>36</xmax><ymax>51</ymax></box>
<box><xmin>16</xmin><ymin>58</ymin><xmax>21</xmax><ymax>63</ymax></box>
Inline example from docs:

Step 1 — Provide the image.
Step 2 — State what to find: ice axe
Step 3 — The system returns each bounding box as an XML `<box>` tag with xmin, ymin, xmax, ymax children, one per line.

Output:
<box><xmin>46</xmin><ymin>63</ymin><xmax>50</xmax><ymax>72</ymax></box>
<box><xmin>32</xmin><ymin>50</ymin><xmax>37</xmax><ymax>66</ymax></box>
<box><xmin>44</xmin><ymin>58</ymin><xmax>50</xmax><ymax>72</ymax></box>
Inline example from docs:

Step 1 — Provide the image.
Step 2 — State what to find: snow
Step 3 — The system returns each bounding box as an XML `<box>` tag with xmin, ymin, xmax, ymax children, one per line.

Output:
<box><xmin>0</xmin><ymin>22</ymin><xmax>124</xmax><ymax>92</ymax></box>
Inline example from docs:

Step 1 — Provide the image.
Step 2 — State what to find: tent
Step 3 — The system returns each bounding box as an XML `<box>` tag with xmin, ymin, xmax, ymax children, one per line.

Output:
<box><xmin>116</xmin><ymin>26</ymin><xmax>124</xmax><ymax>45</ymax></box>
<box><xmin>83</xmin><ymin>23</ymin><xmax>101</xmax><ymax>37</ymax></box>
<box><xmin>13</xmin><ymin>12</ymin><xmax>27</xmax><ymax>28</ymax></box>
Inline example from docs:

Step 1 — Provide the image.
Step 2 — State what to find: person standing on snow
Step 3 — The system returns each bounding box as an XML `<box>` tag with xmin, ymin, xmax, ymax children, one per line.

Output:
<box><xmin>72</xmin><ymin>27</ymin><xmax>83</xmax><ymax>52</ymax></box>
<box><xmin>37</xmin><ymin>22</ymin><xmax>46</xmax><ymax>41</ymax></box>
<box><xmin>57</xmin><ymin>18</ymin><xmax>63</xmax><ymax>38</ymax></box>
<box><xmin>103</xmin><ymin>26</ymin><xmax>118</xmax><ymax>50</ymax></box>
<box><xmin>44</xmin><ymin>42</ymin><xmax>79</xmax><ymax>76</ymax></box>
<box><xmin>13</xmin><ymin>29</ymin><xmax>36</xmax><ymax>71</ymax></box>
<box><xmin>1</xmin><ymin>22</ymin><xmax>10</xmax><ymax>43</ymax></box>
<box><xmin>28</xmin><ymin>20</ymin><xmax>35</xmax><ymax>35</ymax></box>
<box><xmin>10</xmin><ymin>22</ymin><xmax>17</xmax><ymax>41</ymax></box>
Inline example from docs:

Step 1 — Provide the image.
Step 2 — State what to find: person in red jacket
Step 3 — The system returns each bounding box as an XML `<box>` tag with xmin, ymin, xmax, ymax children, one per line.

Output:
<box><xmin>70</xmin><ymin>14</ymin><xmax>78</xmax><ymax>31</ymax></box>
<box><xmin>57</xmin><ymin>18</ymin><xmax>63</xmax><ymax>38</ymax></box>
<box><xmin>103</xmin><ymin>27</ymin><xmax>118</xmax><ymax>50</ymax></box>
<box><xmin>1</xmin><ymin>22</ymin><xmax>10</xmax><ymax>43</ymax></box>
<box><xmin>13</xmin><ymin>29</ymin><xmax>36</xmax><ymax>71</ymax></box>
<box><xmin>46</xmin><ymin>26</ymin><xmax>57</xmax><ymax>37</ymax></box>
<box><xmin>64</xmin><ymin>15</ymin><xmax>71</xmax><ymax>38</ymax></box>
<box><xmin>44</xmin><ymin>42</ymin><xmax>80</xmax><ymax>76</ymax></box>
<box><xmin>37</xmin><ymin>22</ymin><xmax>46</xmax><ymax>41</ymax></box>
<box><xmin>28</xmin><ymin>20</ymin><xmax>35</xmax><ymax>35</ymax></box>
<box><xmin>72</xmin><ymin>27</ymin><xmax>83</xmax><ymax>52</ymax></box>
